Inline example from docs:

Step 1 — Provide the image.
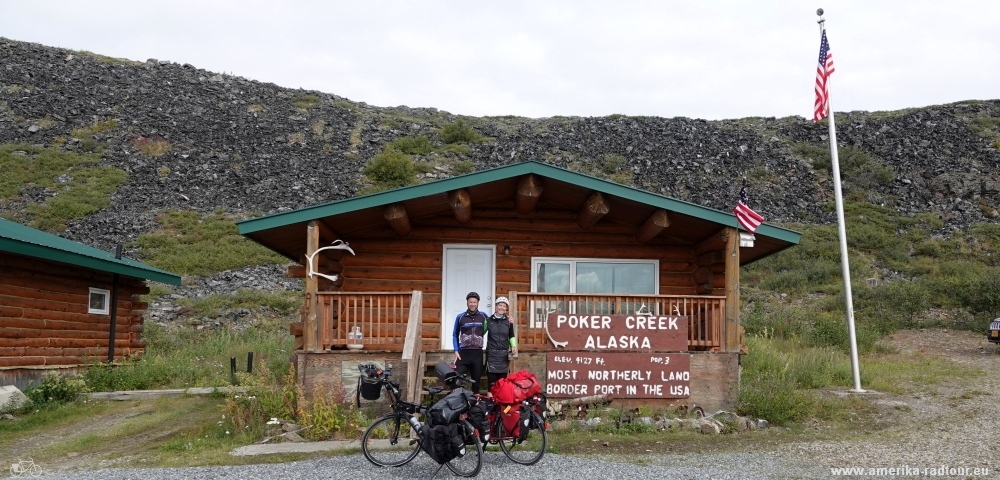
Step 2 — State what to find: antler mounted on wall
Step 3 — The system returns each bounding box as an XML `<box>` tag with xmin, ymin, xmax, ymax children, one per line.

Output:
<box><xmin>304</xmin><ymin>239</ymin><xmax>355</xmax><ymax>283</ymax></box>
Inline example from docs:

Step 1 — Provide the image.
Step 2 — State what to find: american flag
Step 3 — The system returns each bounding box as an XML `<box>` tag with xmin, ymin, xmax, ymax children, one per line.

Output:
<box><xmin>733</xmin><ymin>183</ymin><xmax>764</xmax><ymax>234</ymax></box>
<box><xmin>813</xmin><ymin>29</ymin><xmax>835</xmax><ymax>122</ymax></box>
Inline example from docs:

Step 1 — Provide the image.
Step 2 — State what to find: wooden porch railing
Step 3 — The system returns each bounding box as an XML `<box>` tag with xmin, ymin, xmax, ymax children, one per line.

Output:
<box><xmin>509</xmin><ymin>292</ymin><xmax>725</xmax><ymax>351</ymax></box>
<box><xmin>316</xmin><ymin>292</ymin><xmax>418</xmax><ymax>351</ymax></box>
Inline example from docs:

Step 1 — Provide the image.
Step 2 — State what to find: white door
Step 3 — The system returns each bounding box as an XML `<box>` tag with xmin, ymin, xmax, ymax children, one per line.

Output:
<box><xmin>441</xmin><ymin>244</ymin><xmax>496</xmax><ymax>349</ymax></box>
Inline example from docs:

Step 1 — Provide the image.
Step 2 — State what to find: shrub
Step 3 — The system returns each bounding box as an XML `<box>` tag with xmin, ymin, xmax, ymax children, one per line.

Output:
<box><xmin>362</xmin><ymin>147</ymin><xmax>417</xmax><ymax>190</ymax></box>
<box><xmin>390</xmin><ymin>135</ymin><xmax>432</xmax><ymax>155</ymax></box>
<box><xmin>298</xmin><ymin>380</ymin><xmax>366</xmax><ymax>440</ymax></box>
<box><xmin>440</xmin><ymin>120</ymin><xmax>483</xmax><ymax>144</ymax></box>
<box><xmin>23</xmin><ymin>371</ymin><xmax>88</xmax><ymax>407</ymax></box>
<box><xmin>222</xmin><ymin>366</ymin><xmax>298</xmax><ymax>441</ymax></box>
<box><xmin>451</xmin><ymin>160</ymin><xmax>475</xmax><ymax>175</ymax></box>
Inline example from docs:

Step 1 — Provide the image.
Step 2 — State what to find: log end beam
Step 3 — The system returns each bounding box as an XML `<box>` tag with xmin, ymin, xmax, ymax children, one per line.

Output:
<box><xmin>576</xmin><ymin>192</ymin><xmax>609</xmax><ymax>230</ymax></box>
<box><xmin>515</xmin><ymin>174</ymin><xmax>543</xmax><ymax>215</ymax></box>
<box><xmin>383</xmin><ymin>203</ymin><xmax>412</xmax><ymax>237</ymax></box>
<box><xmin>448</xmin><ymin>189</ymin><xmax>473</xmax><ymax>224</ymax></box>
<box><xmin>635</xmin><ymin>209</ymin><xmax>671</xmax><ymax>243</ymax></box>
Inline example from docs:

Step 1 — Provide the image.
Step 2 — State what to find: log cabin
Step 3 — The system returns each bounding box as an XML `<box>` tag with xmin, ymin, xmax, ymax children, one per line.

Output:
<box><xmin>0</xmin><ymin>218</ymin><xmax>181</xmax><ymax>388</ymax></box>
<box><xmin>237</xmin><ymin>161</ymin><xmax>801</xmax><ymax>411</ymax></box>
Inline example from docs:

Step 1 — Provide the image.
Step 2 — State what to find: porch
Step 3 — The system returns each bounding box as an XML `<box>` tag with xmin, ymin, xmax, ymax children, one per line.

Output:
<box><xmin>293</xmin><ymin>290</ymin><xmax>733</xmax><ymax>407</ymax></box>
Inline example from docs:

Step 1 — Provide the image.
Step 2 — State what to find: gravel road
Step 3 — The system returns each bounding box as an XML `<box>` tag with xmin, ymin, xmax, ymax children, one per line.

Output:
<box><xmin>29</xmin><ymin>450</ymin><xmax>825</xmax><ymax>480</ymax></box>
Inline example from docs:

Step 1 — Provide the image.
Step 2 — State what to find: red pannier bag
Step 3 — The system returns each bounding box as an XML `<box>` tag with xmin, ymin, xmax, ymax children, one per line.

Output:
<box><xmin>498</xmin><ymin>402</ymin><xmax>521</xmax><ymax>437</ymax></box>
<box><xmin>490</xmin><ymin>370</ymin><xmax>542</xmax><ymax>405</ymax></box>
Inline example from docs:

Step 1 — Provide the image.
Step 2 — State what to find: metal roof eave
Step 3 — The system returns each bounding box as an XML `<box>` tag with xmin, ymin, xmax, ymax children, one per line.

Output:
<box><xmin>0</xmin><ymin>237</ymin><xmax>182</xmax><ymax>285</ymax></box>
<box><xmin>237</xmin><ymin>161</ymin><xmax>801</xmax><ymax>245</ymax></box>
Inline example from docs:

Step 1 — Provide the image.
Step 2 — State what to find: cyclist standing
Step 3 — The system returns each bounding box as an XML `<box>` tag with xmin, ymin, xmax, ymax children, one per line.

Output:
<box><xmin>484</xmin><ymin>296</ymin><xmax>518</xmax><ymax>391</ymax></box>
<box><xmin>453</xmin><ymin>292</ymin><xmax>487</xmax><ymax>393</ymax></box>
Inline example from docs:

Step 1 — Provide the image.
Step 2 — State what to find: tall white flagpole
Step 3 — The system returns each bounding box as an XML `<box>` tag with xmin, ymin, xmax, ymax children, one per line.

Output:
<box><xmin>818</xmin><ymin>9</ymin><xmax>864</xmax><ymax>393</ymax></box>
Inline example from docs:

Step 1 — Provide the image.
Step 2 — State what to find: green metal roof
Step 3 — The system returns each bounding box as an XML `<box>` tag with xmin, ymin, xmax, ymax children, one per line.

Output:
<box><xmin>238</xmin><ymin>160</ymin><xmax>801</xmax><ymax>245</ymax></box>
<box><xmin>0</xmin><ymin>218</ymin><xmax>182</xmax><ymax>285</ymax></box>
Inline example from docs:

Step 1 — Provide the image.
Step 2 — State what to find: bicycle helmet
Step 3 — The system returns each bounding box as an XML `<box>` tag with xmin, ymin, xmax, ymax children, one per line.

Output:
<box><xmin>495</xmin><ymin>296</ymin><xmax>509</xmax><ymax>307</ymax></box>
<box><xmin>466</xmin><ymin>291</ymin><xmax>480</xmax><ymax>300</ymax></box>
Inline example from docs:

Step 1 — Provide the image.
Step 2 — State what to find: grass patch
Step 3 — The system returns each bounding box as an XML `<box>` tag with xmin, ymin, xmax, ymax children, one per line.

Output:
<box><xmin>293</xmin><ymin>94</ymin><xmax>321</xmax><ymax>111</ymax></box>
<box><xmin>175</xmin><ymin>289</ymin><xmax>300</xmax><ymax>318</ymax></box>
<box><xmin>132</xmin><ymin>135</ymin><xmax>172</xmax><ymax>157</ymax></box>
<box><xmin>84</xmin><ymin>316</ymin><xmax>294</xmax><ymax>391</ymax></box>
<box><xmin>0</xmin><ymin>143</ymin><xmax>127</xmax><ymax>231</ymax></box>
<box><xmin>134</xmin><ymin>210</ymin><xmax>288</xmax><ymax>276</ymax></box>
<box><xmin>0</xmin><ymin>396</ymin><xmax>317</xmax><ymax>469</ymax></box>
<box><xmin>389</xmin><ymin>135</ymin><xmax>432</xmax><ymax>155</ymax></box>
<box><xmin>71</xmin><ymin>119</ymin><xmax>117</xmax><ymax>139</ymax></box>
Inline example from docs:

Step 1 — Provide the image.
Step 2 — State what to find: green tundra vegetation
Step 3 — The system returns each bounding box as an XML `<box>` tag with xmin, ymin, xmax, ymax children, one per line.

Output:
<box><xmin>0</xmin><ymin>143</ymin><xmax>127</xmax><ymax>231</ymax></box>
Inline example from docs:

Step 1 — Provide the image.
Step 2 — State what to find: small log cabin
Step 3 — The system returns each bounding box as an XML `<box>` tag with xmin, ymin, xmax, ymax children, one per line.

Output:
<box><xmin>238</xmin><ymin>161</ymin><xmax>800</xmax><ymax>411</ymax></box>
<box><xmin>0</xmin><ymin>218</ymin><xmax>181</xmax><ymax>389</ymax></box>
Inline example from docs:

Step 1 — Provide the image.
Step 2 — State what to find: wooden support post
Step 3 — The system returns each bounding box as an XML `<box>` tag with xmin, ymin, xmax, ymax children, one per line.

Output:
<box><xmin>448</xmin><ymin>189</ymin><xmax>473</xmax><ymax>224</ymax></box>
<box><xmin>634</xmin><ymin>209</ymin><xmax>671</xmax><ymax>244</ymax></box>
<box><xmin>383</xmin><ymin>203</ymin><xmax>412</xmax><ymax>237</ymax></box>
<box><xmin>576</xmin><ymin>192</ymin><xmax>609</xmax><ymax>229</ymax></box>
<box><xmin>304</xmin><ymin>221</ymin><xmax>321</xmax><ymax>352</ymax></box>
<box><xmin>515</xmin><ymin>174</ymin><xmax>543</xmax><ymax>215</ymax></box>
<box><xmin>724</xmin><ymin>226</ymin><xmax>740</xmax><ymax>353</ymax></box>
<box><xmin>403</xmin><ymin>290</ymin><xmax>424</xmax><ymax>403</ymax></box>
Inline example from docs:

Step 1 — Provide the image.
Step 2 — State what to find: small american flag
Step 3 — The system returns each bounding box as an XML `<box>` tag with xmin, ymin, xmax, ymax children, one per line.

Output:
<box><xmin>733</xmin><ymin>183</ymin><xmax>764</xmax><ymax>234</ymax></box>
<box><xmin>813</xmin><ymin>29</ymin><xmax>835</xmax><ymax>122</ymax></box>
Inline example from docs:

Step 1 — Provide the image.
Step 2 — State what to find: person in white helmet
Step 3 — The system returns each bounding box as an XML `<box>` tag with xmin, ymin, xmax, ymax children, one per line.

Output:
<box><xmin>484</xmin><ymin>296</ymin><xmax>518</xmax><ymax>391</ymax></box>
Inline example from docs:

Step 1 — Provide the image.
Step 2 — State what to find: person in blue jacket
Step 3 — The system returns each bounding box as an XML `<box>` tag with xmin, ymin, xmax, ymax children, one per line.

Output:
<box><xmin>453</xmin><ymin>291</ymin><xmax>487</xmax><ymax>393</ymax></box>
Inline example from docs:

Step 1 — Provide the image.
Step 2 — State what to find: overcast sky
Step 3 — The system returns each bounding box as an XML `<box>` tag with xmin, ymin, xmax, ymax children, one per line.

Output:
<box><xmin>1</xmin><ymin>1</ymin><xmax>997</xmax><ymax>121</ymax></box>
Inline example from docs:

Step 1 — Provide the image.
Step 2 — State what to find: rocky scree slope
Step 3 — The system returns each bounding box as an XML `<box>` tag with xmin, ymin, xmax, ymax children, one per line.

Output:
<box><xmin>2</xmin><ymin>37</ymin><xmax>1000</xmax><ymax>257</ymax></box>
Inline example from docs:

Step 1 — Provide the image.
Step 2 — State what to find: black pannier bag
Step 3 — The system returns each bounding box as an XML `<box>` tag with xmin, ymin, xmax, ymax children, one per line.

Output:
<box><xmin>427</xmin><ymin>388</ymin><xmax>476</xmax><ymax>427</ymax></box>
<box><xmin>517</xmin><ymin>403</ymin><xmax>532</xmax><ymax>441</ymax></box>
<box><xmin>355</xmin><ymin>363</ymin><xmax>382</xmax><ymax>407</ymax></box>
<box><xmin>466</xmin><ymin>403</ymin><xmax>491</xmax><ymax>443</ymax></box>
<box><xmin>420</xmin><ymin>423</ymin><xmax>466</xmax><ymax>464</ymax></box>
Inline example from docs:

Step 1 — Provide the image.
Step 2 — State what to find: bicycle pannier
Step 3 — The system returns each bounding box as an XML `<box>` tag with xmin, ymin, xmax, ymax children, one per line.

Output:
<box><xmin>499</xmin><ymin>403</ymin><xmax>521</xmax><ymax>438</ymax></box>
<box><xmin>466</xmin><ymin>403</ymin><xmax>491</xmax><ymax>443</ymax></box>
<box><xmin>420</xmin><ymin>423</ymin><xmax>466</xmax><ymax>464</ymax></box>
<box><xmin>355</xmin><ymin>363</ymin><xmax>382</xmax><ymax>407</ymax></box>
<box><xmin>517</xmin><ymin>404</ymin><xmax>532</xmax><ymax>441</ymax></box>
<box><xmin>427</xmin><ymin>388</ymin><xmax>476</xmax><ymax>426</ymax></box>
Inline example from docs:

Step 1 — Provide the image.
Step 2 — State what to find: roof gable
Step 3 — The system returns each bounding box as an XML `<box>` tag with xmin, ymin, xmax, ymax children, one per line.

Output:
<box><xmin>237</xmin><ymin>160</ymin><xmax>800</xmax><ymax>245</ymax></box>
<box><xmin>0</xmin><ymin>218</ymin><xmax>182</xmax><ymax>285</ymax></box>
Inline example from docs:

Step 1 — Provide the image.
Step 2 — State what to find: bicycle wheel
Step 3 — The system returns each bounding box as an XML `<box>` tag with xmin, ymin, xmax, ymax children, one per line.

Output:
<box><xmin>499</xmin><ymin>411</ymin><xmax>547</xmax><ymax>465</ymax></box>
<box><xmin>445</xmin><ymin>420</ymin><xmax>483</xmax><ymax>477</ymax></box>
<box><xmin>362</xmin><ymin>413</ymin><xmax>421</xmax><ymax>467</ymax></box>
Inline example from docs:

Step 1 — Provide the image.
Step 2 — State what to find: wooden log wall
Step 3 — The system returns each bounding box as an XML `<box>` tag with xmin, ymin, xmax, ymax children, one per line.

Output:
<box><xmin>333</xmin><ymin>208</ymin><xmax>700</xmax><ymax>351</ymax></box>
<box><xmin>0</xmin><ymin>253</ymin><xmax>149</xmax><ymax>368</ymax></box>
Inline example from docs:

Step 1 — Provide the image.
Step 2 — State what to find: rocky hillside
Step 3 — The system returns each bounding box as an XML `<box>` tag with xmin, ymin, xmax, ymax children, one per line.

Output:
<box><xmin>3</xmin><ymin>36</ymin><xmax>1000</xmax><ymax>255</ymax></box>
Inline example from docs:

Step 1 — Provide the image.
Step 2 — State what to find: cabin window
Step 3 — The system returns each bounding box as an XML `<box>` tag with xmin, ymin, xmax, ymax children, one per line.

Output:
<box><xmin>88</xmin><ymin>287</ymin><xmax>110</xmax><ymax>315</ymax></box>
<box><xmin>529</xmin><ymin>258</ymin><xmax>658</xmax><ymax>326</ymax></box>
